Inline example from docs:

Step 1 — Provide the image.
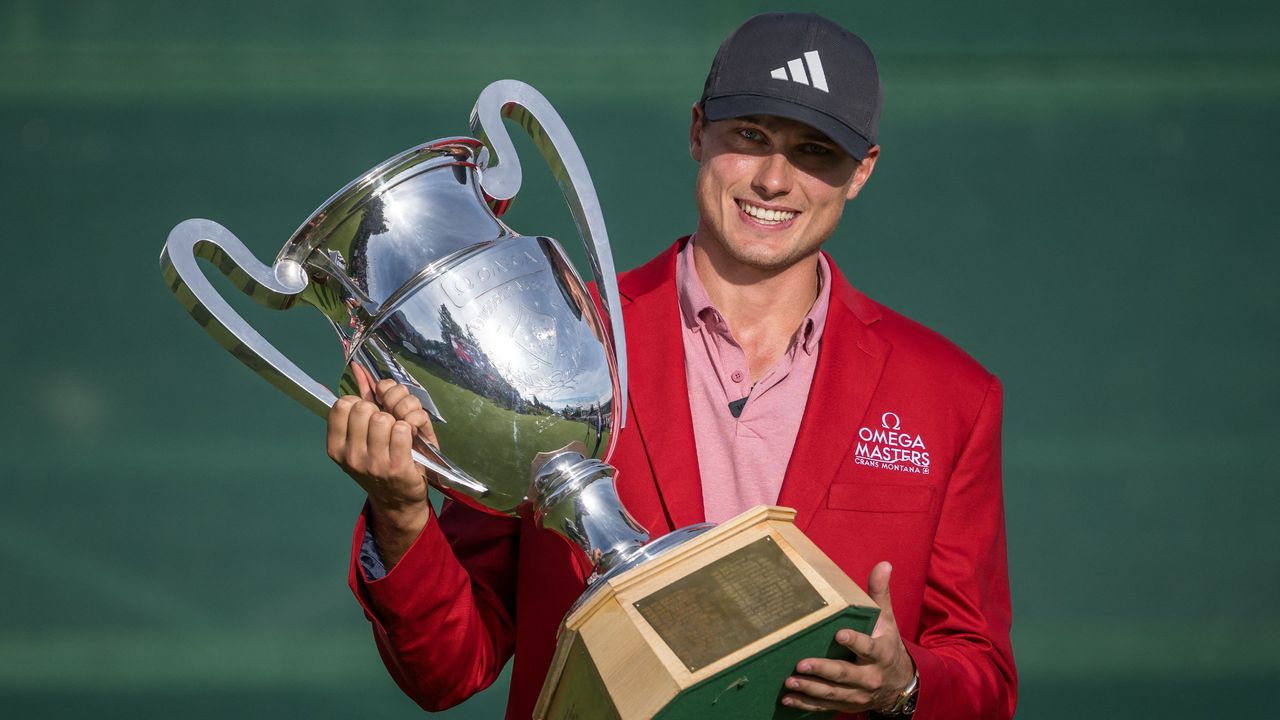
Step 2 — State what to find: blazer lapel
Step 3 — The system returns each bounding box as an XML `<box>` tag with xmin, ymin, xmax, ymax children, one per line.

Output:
<box><xmin>619</xmin><ymin>243</ymin><xmax>706</xmax><ymax>530</ymax></box>
<box><xmin>776</xmin><ymin>260</ymin><xmax>891</xmax><ymax>534</ymax></box>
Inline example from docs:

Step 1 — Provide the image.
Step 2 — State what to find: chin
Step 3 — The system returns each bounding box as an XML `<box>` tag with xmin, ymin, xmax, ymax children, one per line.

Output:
<box><xmin>721</xmin><ymin>239</ymin><xmax>804</xmax><ymax>273</ymax></box>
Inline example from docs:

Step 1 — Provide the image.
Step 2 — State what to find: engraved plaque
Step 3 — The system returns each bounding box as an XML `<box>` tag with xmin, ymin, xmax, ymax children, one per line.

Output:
<box><xmin>633</xmin><ymin>537</ymin><xmax>827</xmax><ymax>672</ymax></box>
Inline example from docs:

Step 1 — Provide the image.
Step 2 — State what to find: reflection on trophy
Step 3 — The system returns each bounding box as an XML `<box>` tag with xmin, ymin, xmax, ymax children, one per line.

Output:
<box><xmin>161</xmin><ymin>80</ymin><xmax>877</xmax><ymax>719</ymax></box>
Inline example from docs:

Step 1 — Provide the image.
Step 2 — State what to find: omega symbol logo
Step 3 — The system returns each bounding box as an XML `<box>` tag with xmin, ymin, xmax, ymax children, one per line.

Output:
<box><xmin>881</xmin><ymin>412</ymin><xmax>901</xmax><ymax>430</ymax></box>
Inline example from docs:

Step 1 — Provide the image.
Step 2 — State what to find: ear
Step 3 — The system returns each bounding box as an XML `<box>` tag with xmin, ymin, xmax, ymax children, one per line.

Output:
<box><xmin>845</xmin><ymin>145</ymin><xmax>880</xmax><ymax>201</ymax></box>
<box><xmin>689</xmin><ymin>103</ymin><xmax>705</xmax><ymax>163</ymax></box>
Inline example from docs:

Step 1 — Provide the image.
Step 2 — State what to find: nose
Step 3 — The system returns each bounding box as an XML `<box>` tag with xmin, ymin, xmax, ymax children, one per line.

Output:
<box><xmin>750</xmin><ymin>151</ymin><xmax>793</xmax><ymax>199</ymax></box>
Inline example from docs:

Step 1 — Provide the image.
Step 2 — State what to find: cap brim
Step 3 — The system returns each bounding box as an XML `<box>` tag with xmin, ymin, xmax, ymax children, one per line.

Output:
<box><xmin>703</xmin><ymin>94</ymin><xmax>872</xmax><ymax>160</ymax></box>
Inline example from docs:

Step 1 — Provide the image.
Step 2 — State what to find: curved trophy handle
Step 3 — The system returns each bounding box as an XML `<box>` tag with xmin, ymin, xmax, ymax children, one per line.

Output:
<box><xmin>159</xmin><ymin>218</ymin><xmax>462</xmax><ymax>483</ymax></box>
<box><xmin>469</xmin><ymin>80</ymin><xmax>629</xmax><ymax>427</ymax></box>
<box><xmin>161</xmin><ymin>218</ymin><xmax>329</xmax><ymax>414</ymax></box>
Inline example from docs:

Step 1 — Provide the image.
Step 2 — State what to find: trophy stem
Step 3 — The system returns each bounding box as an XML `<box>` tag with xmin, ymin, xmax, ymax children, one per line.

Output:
<box><xmin>533</xmin><ymin>451</ymin><xmax>650</xmax><ymax>575</ymax></box>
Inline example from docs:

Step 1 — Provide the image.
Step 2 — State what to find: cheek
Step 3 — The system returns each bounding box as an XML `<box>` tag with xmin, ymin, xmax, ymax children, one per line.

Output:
<box><xmin>693</xmin><ymin>169</ymin><xmax>721</xmax><ymax>221</ymax></box>
<box><xmin>695</xmin><ymin>162</ymin><xmax>735</xmax><ymax>207</ymax></box>
<box><xmin>705</xmin><ymin>154</ymin><xmax>756</xmax><ymax>189</ymax></box>
<box><xmin>815</xmin><ymin>203</ymin><xmax>845</xmax><ymax>232</ymax></box>
<box><xmin>694</xmin><ymin>166</ymin><xmax>713</xmax><ymax>200</ymax></box>
<box><xmin>801</xmin><ymin>188</ymin><xmax>848</xmax><ymax>237</ymax></box>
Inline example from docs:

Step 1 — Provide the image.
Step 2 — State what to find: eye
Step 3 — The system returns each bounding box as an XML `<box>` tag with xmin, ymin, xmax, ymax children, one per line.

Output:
<box><xmin>736</xmin><ymin>127</ymin><xmax>764</xmax><ymax>142</ymax></box>
<box><xmin>799</xmin><ymin>142</ymin><xmax>833</xmax><ymax>156</ymax></box>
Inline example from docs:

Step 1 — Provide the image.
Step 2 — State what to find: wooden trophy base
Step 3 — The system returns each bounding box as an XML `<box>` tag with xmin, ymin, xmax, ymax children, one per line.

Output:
<box><xmin>534</xmin><ymin>506</ymin><xmax>879</xmax><ymax>720</ymax></box>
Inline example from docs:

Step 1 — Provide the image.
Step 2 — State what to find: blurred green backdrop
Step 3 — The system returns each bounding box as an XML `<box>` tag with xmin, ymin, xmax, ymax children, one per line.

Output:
<box><xmin>2</xmin><ymin>1</ymin><xmax>1278</xmax><ymax>717</ymax></box>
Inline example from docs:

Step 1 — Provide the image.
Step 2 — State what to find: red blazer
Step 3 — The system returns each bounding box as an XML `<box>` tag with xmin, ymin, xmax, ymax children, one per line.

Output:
<box><xmin>348</xmin><ymin>239</ymin><xmax>1016</xmax><ymax>719</ymax></box>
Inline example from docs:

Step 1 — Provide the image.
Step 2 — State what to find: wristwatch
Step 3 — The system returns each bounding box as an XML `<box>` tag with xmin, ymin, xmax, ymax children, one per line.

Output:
<box><xmin>880</xmin><ymin>669</ymin><xmax>919</xmax><ymax>716</ymax></box>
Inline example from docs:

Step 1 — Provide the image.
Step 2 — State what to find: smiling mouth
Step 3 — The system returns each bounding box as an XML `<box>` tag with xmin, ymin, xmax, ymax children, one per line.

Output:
<box><xmin>737</xmin><ymin>200</ymin><xmax>797</xmax><ymax>225</ymax></box>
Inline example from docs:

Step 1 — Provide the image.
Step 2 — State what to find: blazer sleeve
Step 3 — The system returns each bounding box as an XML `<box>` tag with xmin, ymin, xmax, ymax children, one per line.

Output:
<box><xmin>348</xmin><ymin>498</ymin><xmax>521</xmax><ymax>711</ymax></box>
<box><xmin>904</xmin><ymin>375</ymin><xmax>1018</xmax><ymax>719</ymax></box>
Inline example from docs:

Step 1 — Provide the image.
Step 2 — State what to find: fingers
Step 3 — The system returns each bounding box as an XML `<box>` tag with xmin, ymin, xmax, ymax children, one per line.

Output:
<box><xmin>782</xmin><ymin>672</ymin><xmax>870</xmax><ymax>713</ymax></box>
<box><xmin>782</xmin><ymin>563</ymin><xmax>908</xmax><ymax>716</ymax></box>
<box><xmin>366</xmin><ymin>409</ymin><xmax>397</xmax><ymax>474</ymax></box>
<box><xmin>790</xmin><ymin>631</ymin><xmax>886</xmax><ymax>696</ymax></box>
<box><xmin>376</xmin><ymin>380</ymin><xmax>405</xmax><ymax>408</ymax></box>
<box><xmin>388</xmin><ymin>420</ymin><xmax>417</xmax><ymax>476</ymax></box>
<box><xmin>795</xmin><ymin>656</ymin><xmax>856</xmax><ymax>685</ymax></box>
<box><xmin>327</xmin><ymin>394</ymin><xmax>376</xmax><ymax>467</ymax></box>
<box><xmin>327</xmin><ymin>396</ymin><xmax>358</xmax><ymax>462</ymax></box>
<box><xmin>417</xmin><ymin>414</ymin><xmax>440</xmax><ymax>450</ymax></box>
<box><xmin>786</xmin><ymin>653</ymin><xmax>888</xmax><ymax>714</ymax></box>
<box><xmin>327</xmin><ymin>385</ymin><xmax>430</xmax><ymax>524</ymax></box>
<box><xmin>835</xmin><ymin>627</ymin><xmax>881</xmax><ymax>664</ymax></box>
<box><xmin>345</xmin><ymin>397</ymin><xmax>378</xmax><ymax>468</ymax></box>
<box><xmin>780</xmin><ymin>694</ymin><xmax>840</xmax><ymax>714</ymax></box>
<box><xmin>351</xmin><ymin>362</ymin><xmax>376</xmax><ymax>401</ymax></box>
<box><xmin>329</xmin><ymin>395</ymin><xmax>388</xmax><ymax>472</ymax></box>
<box><xmin>375</xmin><ymin>380</ymin><xmax>437</xmax><ymax>444</ymax></box>
<box><xmin>380</xmin><ymin>383</ymin><xmax>426</xmax><ymax>423</ymax></box>
<box><xmin>333</xmin><ymin>371</ymin><xmax>437</xmax><ymax>475</ymax></box>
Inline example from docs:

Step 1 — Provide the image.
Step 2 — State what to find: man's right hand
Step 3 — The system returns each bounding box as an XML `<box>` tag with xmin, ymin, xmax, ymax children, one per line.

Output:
<box><xmin>327</xmin><ymin>363</ymin><xmax>439</xmax><ymax>569</ymax></box>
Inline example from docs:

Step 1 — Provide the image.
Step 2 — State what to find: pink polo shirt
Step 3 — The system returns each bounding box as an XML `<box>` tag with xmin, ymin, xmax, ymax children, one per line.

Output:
<box><xmin>677</xmin><ymin>239</ymin><xmax>831</xmax><ymax>524</ymax></box>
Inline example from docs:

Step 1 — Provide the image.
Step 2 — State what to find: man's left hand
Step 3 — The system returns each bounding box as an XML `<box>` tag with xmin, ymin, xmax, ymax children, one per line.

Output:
<box><xmin>781</xmin><ymin>561</ymin><xmax>916</xmax><ymax>715</ymax></box>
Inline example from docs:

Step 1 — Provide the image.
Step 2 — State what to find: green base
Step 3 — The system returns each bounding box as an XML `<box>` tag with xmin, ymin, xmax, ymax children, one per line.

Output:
<box><xmin>653</xmin><ymin>606</ymin><xmax>880</xmax><ymax>720</ymax></box>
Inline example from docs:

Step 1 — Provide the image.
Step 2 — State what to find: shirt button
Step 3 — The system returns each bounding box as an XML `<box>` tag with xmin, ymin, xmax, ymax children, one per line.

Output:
<box><xmin>730</xmin><ymin>370</ymin><xmax>744</xmax><ymax>383</ymax></box>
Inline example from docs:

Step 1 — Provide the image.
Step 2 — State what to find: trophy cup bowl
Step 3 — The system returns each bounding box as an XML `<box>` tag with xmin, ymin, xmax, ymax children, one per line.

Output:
<box><xmin>161</xmin><ymin>80</ymin><xmax>657</xmax><ymax>574</ymax></box>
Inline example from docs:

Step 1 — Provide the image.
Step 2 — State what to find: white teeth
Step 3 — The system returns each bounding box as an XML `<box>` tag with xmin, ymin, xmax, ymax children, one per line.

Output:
<box><xmin>738</xmin><ymin>201</ymin><xmax>795</xmax><ymax>224</ymax></box>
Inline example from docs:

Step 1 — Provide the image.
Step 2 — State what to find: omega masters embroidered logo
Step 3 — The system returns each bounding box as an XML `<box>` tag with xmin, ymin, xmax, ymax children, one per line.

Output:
<box><xmin>854</xmin><ymin>412</ymin><xmax>930</xmax><ymax>475</ymax></box>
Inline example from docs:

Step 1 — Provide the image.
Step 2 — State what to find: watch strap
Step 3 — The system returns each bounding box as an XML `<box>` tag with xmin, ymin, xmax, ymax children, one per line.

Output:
<box><xmin>881</xmin><ymin>669</ymin><xmax>919</xmax><ymax>716</ymax></box>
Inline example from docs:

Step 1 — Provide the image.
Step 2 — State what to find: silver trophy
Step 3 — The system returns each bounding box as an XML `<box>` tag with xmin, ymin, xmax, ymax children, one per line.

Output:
<box><xmin>161</xmin><ymin>80</ymin><xmax>702</xmax><ymax>580</ymax></box>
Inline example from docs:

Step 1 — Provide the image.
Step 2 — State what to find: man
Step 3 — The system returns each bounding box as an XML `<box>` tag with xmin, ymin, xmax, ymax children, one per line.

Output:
<box><xmin>327</xmin><ymin>13</ymin><xmax>1015</xmax><ymax>719</ymax></box>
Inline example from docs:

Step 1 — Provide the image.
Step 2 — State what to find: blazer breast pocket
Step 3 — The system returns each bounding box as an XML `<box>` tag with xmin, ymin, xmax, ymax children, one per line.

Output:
<box><xmin>826</xmin><ymin>482</ymin><xmax>935</xmax><ymax>513</ymax></box>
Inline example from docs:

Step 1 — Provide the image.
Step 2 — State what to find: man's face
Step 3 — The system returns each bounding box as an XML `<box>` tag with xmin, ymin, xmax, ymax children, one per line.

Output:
<box><xmin>689</xmin><ymin>106</ymin><xmax>878</xmax><ymax>273</ymax></box>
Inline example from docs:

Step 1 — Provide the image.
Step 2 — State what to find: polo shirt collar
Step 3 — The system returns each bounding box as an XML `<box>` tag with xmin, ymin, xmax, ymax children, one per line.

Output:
<box><xmin>675</xmin><ymin>235</ymin><xmax>831</xmax><ymax>356</ymax></box>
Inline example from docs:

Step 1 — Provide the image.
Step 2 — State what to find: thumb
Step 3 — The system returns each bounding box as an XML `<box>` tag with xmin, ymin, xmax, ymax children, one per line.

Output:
<box><xmin>351</xmin><ymin>362</ymin><xmax>376</xmax><ymax>401</ymax></box>
<box><xmin>868</xmin><ymin>561</ymin><xmax>896</xmax><ymax>634</ymax></box>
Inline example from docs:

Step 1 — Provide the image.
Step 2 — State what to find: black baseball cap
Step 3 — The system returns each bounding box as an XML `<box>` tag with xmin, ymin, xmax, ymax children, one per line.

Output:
<box><xmin>700</xmin><ymin>13</ymin><xmax>882</xmax><ymax>160</ymax></box>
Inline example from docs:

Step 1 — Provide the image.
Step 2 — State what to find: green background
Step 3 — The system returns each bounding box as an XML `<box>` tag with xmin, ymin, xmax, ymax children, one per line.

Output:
<box><xmin>2</xmin><ymin>0</ymin><xmax>1277</xmax><ymax>717</ymax></box>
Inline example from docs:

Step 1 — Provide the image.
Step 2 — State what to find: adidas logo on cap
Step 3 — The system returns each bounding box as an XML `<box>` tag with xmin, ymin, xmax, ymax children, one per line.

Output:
<box><xmin>769</xmin><ymin>51</ymin><xmax>829</xmax><ymax>92</ymax></box>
